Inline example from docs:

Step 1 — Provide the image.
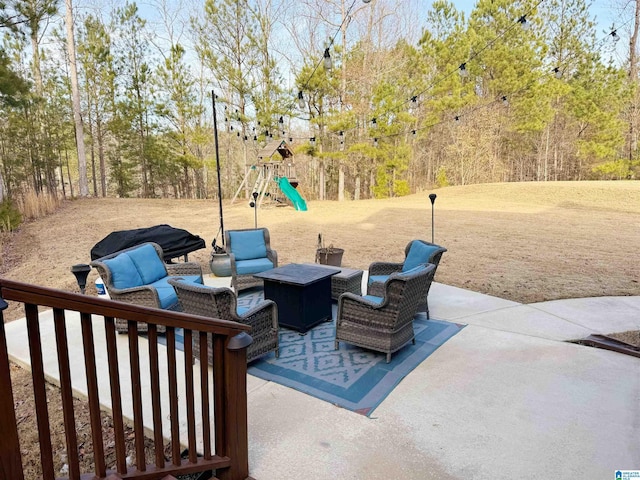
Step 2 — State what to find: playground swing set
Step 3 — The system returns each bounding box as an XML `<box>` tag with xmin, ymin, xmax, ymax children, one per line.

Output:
<box><xmin>231</xmin><ymin>139</ymin><xmax>308</xmax><ymax>211</ymax></box>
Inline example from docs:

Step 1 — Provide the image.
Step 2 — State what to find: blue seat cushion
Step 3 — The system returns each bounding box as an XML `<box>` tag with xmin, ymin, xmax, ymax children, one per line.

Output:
<box><xmin>403</xmin><ymin>241</ymin><xmax>440</xmax><ymax>272</ymax></box>
<box><xmin>229</xmin><ymin>230</ymin><xmax>267</xmax><ymax>261</ymax></box>
<box><xmin>237</xmin><ymin>305</ymin><xmax>250</xmax><ymax>315</ymax></box>
<box><xmin>367</xmin><ymin>274</ymin><xmax>389</xmax><ymax>285</ymax></box>
<box><xmin>127</xmin><ymin>244</ymin><xmax>167</xmax><ymax>284</ymax></box>
<box><xmin>362</xmin><ymin>295</ymin><xmax>383</xmax><ymax>305</ymax></box>
<box><xmin>236</xmin><ymin>258</ymin><xmax>274</xmax><ymax>275</ymax></box>
<box><xmin>155</xmin><ymin>285</ymin><xmax>179</xmax><ymax>309</ymax></box>
<box><xmin>104</xmin><ymin>254</ymin><xmax>143</xmax><ymax>289</ymax></box>
<box><xmin>152</xmin><ymin>275</ymin><xmax>202</xmax><ymax>309</ymax></box>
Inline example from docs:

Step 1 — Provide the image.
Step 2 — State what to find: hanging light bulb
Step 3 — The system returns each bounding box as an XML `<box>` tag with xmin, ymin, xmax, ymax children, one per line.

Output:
<box><xmin>279</xmin><ymin>116</ymin><xmax>284</xmax><ymax>125</ymax></box>
<box><xmin>310</xmin><ymin>137</ymin><xmax>316</xmax><ymax>146</ymax></box>
<box><xmin>412</xmin><ymin>130</ymin><xmax>417</xmax><ymax>137</ymax></box>
<box><xmin>411</xmin><ymin>96</ymin><xmax>418</xmax><ymax>106</ymax></box>
<box><xmin>502</xmin><ymin>95</ymin><xmax>509</xmax><ymax>106</ymax></box>
<box><xmin>298</xmin><ymin>90</ymin><xmax>305</xmax><ymax>109</ymax></box>
<box><xmin>371</xmin><ymin>118</ymin><xmax>377</xmax><ymax>127</ymax></box>
<box><xmin>244</xmin><ymin>135</ymin><xmax>248</xmax><ymax>141</ymax></box>
<box><xmin>324</xmin><ymin>47</ymin><xmax>332</xmax><ymax>70</ymax></box>
<box><xmin>553</xmin><ymin>67</ymin><xmax>562</xmax><ymax>79</ymax></box>
<box><xmin>611</xmin><ymin>30</ymin><xmax>620</xmax><ymax>42</ymax></box>
<box><xmin>518</xmin><ymin>16</ymin><xmax>530</xmax><ymax>30</ymax></box>
<box><xmin>454</xmin><ymin>115</ymin><xmax>460</xmax><ymax>122</ymax></box>
<box><xmin>373</xmin><ymin>138</ymin><xmax>378</xmax><ymax>147</ymax></box>
<box><xmin>459</xmin><ymin>63</ymin><xmax>469</xmax><ymax>77</ymax></box>
<box><xmin>253</xmin><ymin>135</ymin><xmax>257</xmax><ymax>141</ymax></box>
<box><xmin>230</xmin><ymin>125</ymin><xmax>234</xmax><ymax>131</ymax></box>
<box><xmin>289</xmin><ymin>137</ymin><xmax>293</xmax><ymax>143</ymax></box>
<box><xmin>237</xmin><ymin>132</ymin><xmax>240</xmax><ymax>137</ymax></box>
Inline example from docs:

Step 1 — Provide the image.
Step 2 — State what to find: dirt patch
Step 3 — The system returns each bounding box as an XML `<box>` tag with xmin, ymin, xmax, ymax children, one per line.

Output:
<box><xmin>2</xmin><ymin>181</ymin><xmax>640</xmax><ymax>477</ymax></box>
<box><xmin>607</xmin><ymin>330</ymin><xmax>640</xmax><ymax>348</ymax></box>
<box><xmin>10</xmin><ymin>363</ymin><xmax>177</xmax><ymax>478</ymax></box>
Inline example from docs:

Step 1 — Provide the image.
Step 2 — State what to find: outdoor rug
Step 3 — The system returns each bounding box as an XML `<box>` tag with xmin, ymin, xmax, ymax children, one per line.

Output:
<box><xmin>241</xmin><ymin>290</ymin><xmax>465</xmax><ymax>416</ymax></box>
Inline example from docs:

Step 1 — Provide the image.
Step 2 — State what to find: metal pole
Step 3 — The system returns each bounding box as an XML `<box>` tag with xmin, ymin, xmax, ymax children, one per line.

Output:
<box><xmin>429</xmin><ymin>193</ymin><xmax>437</xmax><ymax>244</ymax></box>
<box><xmin>252</xmin><ymin>192</ymin><xmax>259</xmax><ymax>228</ymax></box>
<box><xmin>212</xmin><ymin>91</ymin><xmax>225</xmax><ymax>246</ymax></box>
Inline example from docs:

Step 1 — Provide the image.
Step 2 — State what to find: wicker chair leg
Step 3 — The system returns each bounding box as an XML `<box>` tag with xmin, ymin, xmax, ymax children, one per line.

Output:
<box><xmin>335</xmin><ymin>340</ymin><xmax>339</xmax><ymax>350</ymax></box>
<box><xmin>275</xmin><ymin>348</ymin><xmax>280</xmax><ymax>359</ymax></box>
<box><xmin>386</xmin><ymin>352</ymin><xmax>391</xmax><ymax>363</ymax></box>
<box><xmin>412</xmin><ymin>337</ymin><xmax>416</xmax><ymax>345</ymax></box>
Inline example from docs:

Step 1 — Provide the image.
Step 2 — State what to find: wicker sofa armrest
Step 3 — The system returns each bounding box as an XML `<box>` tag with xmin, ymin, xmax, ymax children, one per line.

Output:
<box><xmin>266</xmin><ymin>249</ymin><xmax>278</xmax><ymax>267</ymax></box>
<box><xmin>166</xmin><ymin>262</ymin><xmax>203</xmax><ymax>277</ymax></box>
<box><xmin>368</xmin><ymin>261</ymin><xmax>403</xmax><ymax>276</ymax></box>
<box><xmin>104</xmin><ymin>284</ymin><xmax>161</xmax><ymax>306</ymax></box>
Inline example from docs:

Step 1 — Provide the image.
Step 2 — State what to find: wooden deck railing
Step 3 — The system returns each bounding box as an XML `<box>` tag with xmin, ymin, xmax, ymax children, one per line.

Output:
<box><xmin>0</xmin><ymin>278</ymin><xmax>255</xmax><ymax>480</ymax></box>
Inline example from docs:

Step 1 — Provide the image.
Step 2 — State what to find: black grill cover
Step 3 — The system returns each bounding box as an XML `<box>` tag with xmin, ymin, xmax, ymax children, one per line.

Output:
<box><xmin>90</xmin><ymin>224</ymin><xmax>206</xmax><ymax>261</ymax></box>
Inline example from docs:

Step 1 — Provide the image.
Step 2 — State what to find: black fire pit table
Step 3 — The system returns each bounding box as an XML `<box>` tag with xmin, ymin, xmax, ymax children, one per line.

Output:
<box><xmin>254</xmin><ymin>263</ymin><xmax>340</xmax><ymax>333</ymax></box>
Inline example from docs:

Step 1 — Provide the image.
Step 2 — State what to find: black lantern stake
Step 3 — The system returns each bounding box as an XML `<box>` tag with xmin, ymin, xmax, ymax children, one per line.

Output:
<box><xmin>429</xmin><ymin>193</ymin><xmax>437</xmax><ymax>244</ymax></box>
<box><xmin>250</xmin><ymin>191</ymin><xmax>259</xmax><ymax>228</ymax></box>
<box><xmin>71</xmin><ymin>264</ymin><xmax>91</xmax><ymax>294</ymax></box>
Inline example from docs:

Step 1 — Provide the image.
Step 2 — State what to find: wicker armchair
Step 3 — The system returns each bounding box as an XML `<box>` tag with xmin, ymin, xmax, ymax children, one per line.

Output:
<box><xmin>367</xmin><ymin>240</ymin><xmax>446</xmax><ymax>318</ymax></box>
<box><xmin>90</xmin><ymin>242</ymin><xmax>203</xmax><ymax>332</ymax></box>
<box><xmin>335</xmin><ymin>264</ymin><xmax>436</xmax><ymax>363</ymax></box>
<box><xmin>168</xmin><ymin>278</ymin><xmax>279</xmax><ymax>363</ymax></box>
<box><xmin>224</xmin><ymin>228</ymin><xmax>278</xmax><ymax>292</ymax></box>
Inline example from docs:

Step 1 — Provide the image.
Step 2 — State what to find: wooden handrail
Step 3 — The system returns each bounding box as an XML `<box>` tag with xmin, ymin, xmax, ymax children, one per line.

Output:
<box><xmin>0</xmin><ymin>278</ymin><xmax>255</xmax><ymax>480</ymax></box>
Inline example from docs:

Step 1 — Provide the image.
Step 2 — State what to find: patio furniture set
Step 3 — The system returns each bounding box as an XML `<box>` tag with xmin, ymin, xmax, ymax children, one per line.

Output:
<box><xmin>91</xmin><ymin>228</ymin><xmax>446</xmax><ymax>364</ymax></box>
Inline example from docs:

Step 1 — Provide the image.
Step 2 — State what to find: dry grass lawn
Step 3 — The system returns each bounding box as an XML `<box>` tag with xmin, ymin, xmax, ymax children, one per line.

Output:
<box><xmin>2</xmin><ymin>180</ymin><xmax>639</xmax><ymax>322</ymax></box>
<box><xmin>2</xmin><ymin>180</ymin><xmax>640</xmax><ymax>477</ymax></box>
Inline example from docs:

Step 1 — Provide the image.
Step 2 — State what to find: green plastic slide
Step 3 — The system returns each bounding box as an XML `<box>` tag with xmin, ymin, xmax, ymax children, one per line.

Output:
<box><xmin>278</xmin><ymin>177</ymin><xmax>308</xmax><ymax>211</ymax></box>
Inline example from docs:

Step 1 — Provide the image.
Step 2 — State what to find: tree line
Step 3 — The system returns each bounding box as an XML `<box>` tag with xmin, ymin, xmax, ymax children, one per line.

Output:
<box><xmin>0</xmin><ymin>0</ymin><xmax>637</xmax><ymax>208</ymax></box>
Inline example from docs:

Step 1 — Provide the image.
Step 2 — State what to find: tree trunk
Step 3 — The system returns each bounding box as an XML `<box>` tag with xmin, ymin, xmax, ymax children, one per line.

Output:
<box><xmin>338</xmin><ymin>164</ymin><xmax>345</xmax><ymax>201</ymax></box>
<box><xmin>319</xmin><ymin>161</ymin><xmax>325</xmax><ymax>200</ymax></box>
<box><xmin>628</xmin><ymin>0</ymin><xmax>640</xmax><ymax>164</ymax></box>
<box><xmin>65</xmin><ymin>0</ymin><xmax>89</xmax><ymax>197</ymax></box>
<box><xmin>96</xmin><ymin>117</ymin><xmax>106</xmax><ymax>197</ymax></box>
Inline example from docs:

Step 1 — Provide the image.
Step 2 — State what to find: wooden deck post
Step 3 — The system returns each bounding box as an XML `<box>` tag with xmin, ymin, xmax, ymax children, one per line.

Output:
<box><xmin>0</xmin><ymin>298</ymin><xmax>25</xmax><ymax>480</ymax></box>
<box><xmin>218</xmin><ymin>332</ymin><xmax>254</xmax><ymax>480</ymax></box>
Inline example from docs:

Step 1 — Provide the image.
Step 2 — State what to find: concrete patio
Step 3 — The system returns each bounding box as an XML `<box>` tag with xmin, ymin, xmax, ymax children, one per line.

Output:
<box><xmin>5</xmin><ymin>274</ymin><xmax>640</xmax><ymax>479</ymax></box>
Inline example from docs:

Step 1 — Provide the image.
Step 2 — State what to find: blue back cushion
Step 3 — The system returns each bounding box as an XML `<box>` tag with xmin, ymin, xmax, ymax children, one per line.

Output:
<box><xmin>229</xmin><ymin>230</ymin><xmax>267</xmax><ymax>261</ymax></box>
<box><xmin>127</xmin><ymin>244</ymin><xmax>167</xmax><ymax>284</ymax></box>
<box><xmin>403</xmin><ymin>241</ymin><xmax>439</xmax><ymax>272</ymax></box>
<box><xmin>104</xmin><ymin>254</ymin><xmax>143</xmax><ymax>289</ymax></box>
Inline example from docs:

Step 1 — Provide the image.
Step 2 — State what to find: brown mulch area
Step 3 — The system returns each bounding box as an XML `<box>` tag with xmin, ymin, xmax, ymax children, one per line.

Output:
<box><xmin>10</xmin><ymin>362</ymin><xmax>176</xmax><ymax>477</ymax></box>
<box><xmin>2</xmin><ymin>181</ymin><xmax>640</xmax><ymax>477</ymax></box>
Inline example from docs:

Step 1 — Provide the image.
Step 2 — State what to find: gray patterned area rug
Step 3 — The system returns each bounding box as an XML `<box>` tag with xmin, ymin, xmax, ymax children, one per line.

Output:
<box><xmin>240</xmin><ymin>289</ymin><xmax>464</xmax><ymax>416</ymax></box>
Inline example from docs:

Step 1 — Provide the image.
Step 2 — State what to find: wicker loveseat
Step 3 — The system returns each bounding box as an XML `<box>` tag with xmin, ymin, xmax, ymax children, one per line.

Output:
<box><xmin>224</xmin><ymin>228</ymin><xmax>278</xmax><ymax>292</ymax></box>
<box><xmin>335</xmin><ymin>264</ymin><xmax>436</xmax><ymax>363</ymax></box>
<box><xmin>91</xmin><ymin>242</ymin><xmax>203</xmax><ymax>332</ymax></box>
<box><xmin>168</xmin><ymin>278</ymin><xmax>279</xmax><ymax>363</ymax></box>
<box><xmin>367</xmin><ymin>240</ymin><xmax>446</xmax><ymax>318</ymax></box>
